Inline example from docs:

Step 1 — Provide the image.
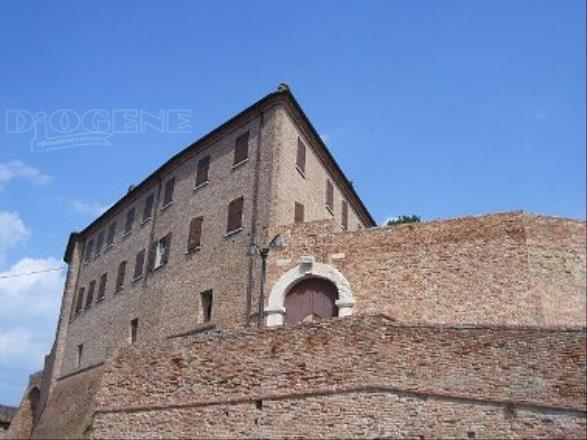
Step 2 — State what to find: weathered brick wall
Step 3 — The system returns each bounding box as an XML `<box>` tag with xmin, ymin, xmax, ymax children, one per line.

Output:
<box><xmin>32</xmin><ymin>365</ymin><xmax>104</xmax><ymax>439</ymax></box>
<box><xmin>61</xmin><ymin>105</ymin><xmax>281</xmax><ymax>376</ymax></box>
<box><xmin>89</xmin><ymin>316</ymin><xmax>586</xmax><ymax>439</ymax></box>
<box><xmin>270</xmin><ymin>106</ymin><xmax>365</xmax><ymax>230</ymax></box>
<box><xmin>5</xmin><ymin>373</ymin><xmax>42</xmax><ymax>440</ymax></box>
<box><xmin>523</xmin><ymin>214</ymin><xmax>587</xmax><ymax>326</ymax></box>
<box><xmin>267</xmin><ymin>212</ymin><xmax>586</xmax><ymax>327</ymax></box>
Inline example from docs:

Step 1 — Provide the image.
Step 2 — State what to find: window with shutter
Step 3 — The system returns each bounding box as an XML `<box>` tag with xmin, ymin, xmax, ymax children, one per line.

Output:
<box><xmin>296</xmin><ymin>138</ymin><xmax>306</xmax><ymax>175</ymax></box>
<box><xmin>162</xmin><ymin>177</ymin><xmax>175</xmax><ymax>207</ymax></box>
<box><xmin>77</xmin><ymin>344</ymin><xmax>83</xmax><ymax>367</ymax></box>
<box><xmin>107</xmin><ymin>222</ymin><xmax>116</xmax><ymax>246</ymax></box>
<box><xmin>130</xmin><ymin>319</ymin><xmax>138</xmax><ymax>344</ymax></box>
<box><xmin>116</xmin><ymin>261</ymin><xmax>127</xmax><ymax>291</ymax></box>
<box><xmin>161</xmin><ymin>233</ymin><xmax>171</xmax><ymax>265</ymax></box>
<box><xmin>147</xmin><ymin>241</ymin><xmax>157</xmax><ymax>272</ymax></box>
<box><xmin>188</xmin><ymin>217</ymin><xmax>203</xmax><ymax>252</ymax></box>
<box><xmin>143</xmin><ymin>193</ymin><xmax>154</xmax><ymax>222</ymax></box>
<box><xmin>125</xmin><ymin>207</ymin><xmax>135</xmax><ymax>234</ymax></box>
<box><xmin>201</xmin><ymin>290</ymin><xmax>213</xmax><ymax>323</ymax></box>
<box><xmin>97</xmin><ymin>273</ymin><xmax>107</xmax><ymax>302</ymax></box>
<box><xmin>152</xmin><ymin>233</ymin><xmax>171</xmax><ymax>269</ymax></box>
<box><xmin>294</xmin><ymin>202</ymin><xmax>304</xmax><ymax>224</ymax></box>
<box><xmin>134</xmin><ymin>249</ymin><xmax>146</xmax><ymax>279</ymax></box>
<box><xmin>85</xmin><ymin>280</ymin><xmax>95</xmax><ymax>309</ymax></box>
<box><xmin>326</xmin><ymin>180</ymin><xmax>334</xmax><ymax>213</ymax></box>
<box><xmin>84</xmin><ymin>239</ymin><xmax>94</xmax><ymax>263</ymax></box>
<box><xmin>233</xmin><ymin>131</ymin><xmax>249</xmax><ymax>165</ymax></box>
<box><xmin>75</xmin><ymin>287</ymin><xmax>85</xmax><ymax>314</ymax></box>
<box><xmin>95</xmin><ymin>231</ymin><xmax>104</xmax><ymax>256</ymax></box>
<box><xmin>226</xmin><ymin>197</ymin><xmax>244</xmax><ymax>233</ymax></box>
<box><xmin>195</xmin><ymin>156</ymin><xmax>210</xmax><ymax>186</ymax></box>
<box><xmin>341</xmin><ymin>201</ymin><xmax>348</xmax><ymax>230</ymax></box>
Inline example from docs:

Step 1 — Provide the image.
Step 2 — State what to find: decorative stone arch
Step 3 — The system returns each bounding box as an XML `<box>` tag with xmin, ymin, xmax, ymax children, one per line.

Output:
<box><xmin>265</xmin><ymin>257</ymin><xmax>355</xmax><ymax>327</ymax></box>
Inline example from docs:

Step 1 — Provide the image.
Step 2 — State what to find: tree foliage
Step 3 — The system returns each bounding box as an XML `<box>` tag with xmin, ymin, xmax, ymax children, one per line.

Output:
<box><xmin>386</xmin><ymin>215</ymin><xmax>421</xmax><ymax>226</ymax></box>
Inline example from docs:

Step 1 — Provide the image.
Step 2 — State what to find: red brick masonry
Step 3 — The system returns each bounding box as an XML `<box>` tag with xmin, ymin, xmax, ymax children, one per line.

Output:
<box><xmin>87</xmin><ymin>315</ymin><xmax>586</xmax><ymax>439</ymax></box>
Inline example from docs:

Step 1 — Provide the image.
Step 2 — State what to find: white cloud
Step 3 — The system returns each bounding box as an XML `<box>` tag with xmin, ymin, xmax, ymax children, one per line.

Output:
<box><xmin>0</xmin><ymin>211</ymin><xmax>30</xmax><ymax>262</ymax></box>
<box><xmin>70</xmin><ymin>199</ymin><xmax>109</xmax><ymax>217</ymax></box>
<box><xmin>0</xmin><ymin>160</ymin><xmax>51</xmax><ymax>188</ymax></box>
<box><xmin>0</xmin><ymin>257</ymin><xmax>64</xmax><ymax>369</ymax></box>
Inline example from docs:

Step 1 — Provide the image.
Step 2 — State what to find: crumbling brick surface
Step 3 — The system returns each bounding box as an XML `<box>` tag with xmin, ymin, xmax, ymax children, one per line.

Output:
<box><xmin>88</xmin><ymin>315</ymin><xmax>586</xmax><ymax>439</ymax></box>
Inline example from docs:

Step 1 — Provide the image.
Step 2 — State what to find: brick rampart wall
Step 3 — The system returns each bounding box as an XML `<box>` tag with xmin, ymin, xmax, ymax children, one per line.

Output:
<box><xmin>88</xmin><ymin>316</ymin><xmax>586</xmax><ymax>439</ymax></box>
<box><xmin>267</xmin><ymin>212</ymin><xmax>586</xmax><ymax>327</ymax></box>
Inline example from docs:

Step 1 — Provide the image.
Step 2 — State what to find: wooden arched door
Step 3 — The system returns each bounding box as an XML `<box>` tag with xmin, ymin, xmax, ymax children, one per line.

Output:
<box><xmin>284</xmin><ymin>277</ymin><xmax>338</xmax><ymax>325</ymax></box>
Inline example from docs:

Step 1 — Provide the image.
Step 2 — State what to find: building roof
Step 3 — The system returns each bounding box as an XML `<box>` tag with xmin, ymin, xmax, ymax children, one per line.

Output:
<box><xmin>64</xmin><ymin>86</ymin><xmax>376</xmax><ymax>262</ymax></box>
<box><xmin>0</xmin><ymin>404</ymin><xmax>17</xmax><ymax>424</ymax></box>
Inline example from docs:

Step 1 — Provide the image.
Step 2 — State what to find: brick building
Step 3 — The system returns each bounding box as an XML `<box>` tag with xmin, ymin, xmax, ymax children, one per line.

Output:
<box><xmin>7</xmin><ymin>86</ymin><xmax>586</xmax><ymax>439</ymax></box>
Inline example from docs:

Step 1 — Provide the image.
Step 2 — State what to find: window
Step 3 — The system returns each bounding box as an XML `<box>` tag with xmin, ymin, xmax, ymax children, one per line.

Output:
<box><xmin>84</xmin><ymin>239</ymin><xmax>94</xmax><ymax>263</ymax></box>
<box><xmin>195</xmin><ymin>156</ymin><xmax>210</xmax><ymax>186</ymax></box>
<box><xmin>125</xmin><ymin>207</ymin><xmax>135</xmax><ymax>234</ymax></box>
<box><xmin>143</xmin><ymin>193</ymin><xmax>154</xmax><ymax>222</ymax></box>
<box><xmin>149</xmin><ymin>233</ymin><xmax>171</xmax><ymax>271</ymax></box>
<box><xmin>296</xmin><ymin>138</ymin><xmax>306</xmax><ymax>175</ymax></box>
<box><xmin>162</xmin><ymin>177</ymin><xmax>175</xmax><ymax>207</ymax></box>
<box><xmin>77</xmin><ymin>344</ymin><xmax>83</xmax><ymax>368</ymax></box>
<box><xmin>341</xmin><ymin>201</ymin><xmax>348</xmax><ymax>230</ymax></box>
<box><xmin>85</xmin><ymin>280</ymin><xmax>96</xmax><ymax>309</ymax></box>
<box><xmin>97</xmin><ymin>273</ymin><xmax>107</xmax><ymax>302</ymax></box>
<box><xmin>130</xmin><ymin>319</ymin><xmax>138</xmax><ymax>344</ymax></box>
<box><xmin>201</xmin><ymin>290</ymin><xmax>213</xmax><ymax>323</ymax></box>
<box><xmin>133</xmin><ymin>249</ymin><xmax>145</xmax><ymax>279</ymax></box>
<box><xmin>226</xmin><ymin>197</ymin><xmax>244</xmax><ymax>233</ymax></box>
<box><xmin>188</xmin><ymin>217</ymin><xmax>203</xmax><ymax>252</ymax></box>
<box><xmin>107</xmin><ymin>222</ymin><xmax>116</xmax><ymax>247</ymax></box>
<box><xmin>95</xmin><ymin>231</ymin><xmax>105</xmax><ymax>256</ymax></box>
<box><xmin>75</xmin><ymin>287</ymin><xmax>85</xmax><ymax>314</ymax></box>
<box><xmin>326</xmin><ymin>179</ymin><xmax>334</xmax><ymax>213</ymax></box>
<box><xmin>233</xmin><ymin>131</ymin><xmax>249</xmax><ymax>165</ymax></box>
<box><xmin>294</xmin><ymin>202</ymin><xmax>304</xmax><ymax>224</ymax></box>
<box><xmin>116</xmin><ymin>260</ymin><xmax>127</xmax><ymax>291</ymax></box>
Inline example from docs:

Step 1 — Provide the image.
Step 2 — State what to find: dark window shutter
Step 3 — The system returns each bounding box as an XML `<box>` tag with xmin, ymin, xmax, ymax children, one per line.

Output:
<box><xmin>234</xmin><ymin>132</ymin><xmax>249</xmax><ymax>165</ymax></box>
<box><xmin>116</xmin><ymin>261</ymin><xmax>126</xmax><ymax>290</ymax></box>
<box><xmin>98</xmin><ymin>273</ymin><xmax>107</xmax><ymax>301</ymax></box>
<box><xmin>125</xmin><ymin>207</ymin><xmax>135</xmax><ymax>233</ymax></box>
<box><xmin>107</xmin><ymin>222</ymin><xmax>116</xmax><ymax>245</ymax></box>
<box><xmin>341</xmin><ymin>201</ymin><xmax>348</xmax><ymax>230</ymax></box>
<box><xmin>326</xmin><ymin>180</ymin><xmax>334</xmax><ymax>211</ymax></box>
<box><xmin>297</xmin><ymin>138</ymin><xmax>306</xmax><ymax>173</ymax></box>
<box><xmin>188</xmin><ymin>217</ymin><xmax>203</xmax><ymax>251</ymax></box>
<box><xmin>227</xmin><ymin>197</ymin><xmax>244</xmax><ymax>232</ymax></box>
<box><xmin>85</xmin><ymin>280</ymin><xmax>95</xmax><ymax>308</ymax></box>
<box><xmin>134</xmin><ymin>249</ymin><xmax>145</xmax><ymax>279</ymax></box>
<box><xmin>75</xmin><ymin>287</ymin><xmax>85</xmax><ymax>313</ymax></box>
<box><xmin>95</xmin><ymin>231</ymin><xmax>104</xmax><ymax>254</ymax></box>
<box><xmin>161</xmin><ymin>233</ymin><xmax>172</xmax><ymax>265</ymax></box>
<box><xmin>143</xmin><ymin>194</ymin><xmax>154</xmax><ymax>221</ymax></box>
<box><xmin>147</xmin><ymin>241</ymin><xmax>157</xmax><ymax>272</ymax></box>
<box><xmin>84</xmin><ymin>239</ymin><xmax>94</xmax><ymax>262</ymax></box>
<box><xmin>196</xmin><ymin>156</ymin><xmax>210</xmax><ymax>186</ymax></box>
<box><xmin>294</xmin><ymin>202</ymin><xmax>305</xmax><ymax>223</ymax></box>
<box><xmin>163</xmin><ymin>177</ymin><xmax>175</xmax><ymax>206</ymax></box>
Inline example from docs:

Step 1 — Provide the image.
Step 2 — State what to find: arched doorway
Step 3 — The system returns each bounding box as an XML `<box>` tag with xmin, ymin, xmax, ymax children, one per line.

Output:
<box><xmin>284</xmin><ymin>278</ymin><xmax>337</xmax><ymax>324</ymax></box>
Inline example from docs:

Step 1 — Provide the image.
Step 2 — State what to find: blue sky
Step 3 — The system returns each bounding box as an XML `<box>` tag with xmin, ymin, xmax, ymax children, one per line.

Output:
<box><xmin>0</xmin><ymin>1</ymin><xmax>585</xmax><ymax>405</ymax></box>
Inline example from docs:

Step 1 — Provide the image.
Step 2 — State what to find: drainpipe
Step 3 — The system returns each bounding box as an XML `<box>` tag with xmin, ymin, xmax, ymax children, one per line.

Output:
<box><xmin>245</xmin><ymin>110</ymin><xmax>265</xmax><ymax>326</ymax></box>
